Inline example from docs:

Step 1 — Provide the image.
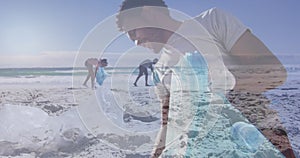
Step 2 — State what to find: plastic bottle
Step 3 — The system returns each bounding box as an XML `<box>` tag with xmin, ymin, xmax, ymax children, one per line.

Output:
<box><xmin>231</xmin><ymin>121</ymin><xmax>266</xmax><ymax>153</ymax></box>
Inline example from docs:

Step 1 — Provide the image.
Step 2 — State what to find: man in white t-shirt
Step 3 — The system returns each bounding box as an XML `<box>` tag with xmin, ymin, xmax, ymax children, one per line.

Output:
<box><xmin>116</xmin><ymin>0</ymin><xmax>293</xmax><ymax>157</ymax></box>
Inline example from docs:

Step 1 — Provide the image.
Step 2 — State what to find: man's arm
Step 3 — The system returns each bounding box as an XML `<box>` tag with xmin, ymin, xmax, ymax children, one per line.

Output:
<box><xmin>227</xmin><ymin>30</ymin><xmax>297</xmax><ymax>158</ymax></box>
<box><xmin>151</xmin><ymin>70</ymin><xmax>172</xmax><ymax>158</ymax></box>
<box><xmin>227</xmin><ymin>30</ymin><xmax>287</xmax><ymax>93</ymax></box>
<box><xmin>150</xmin><ymin>63</ymin><xmax>154</xmax><ymax>72</ymax></box>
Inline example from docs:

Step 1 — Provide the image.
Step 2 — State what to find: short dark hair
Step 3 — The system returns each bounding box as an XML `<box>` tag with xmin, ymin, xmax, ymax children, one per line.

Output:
<box><xmin>119</xmin><ymin>0</ymin><xmax>167</xmax><ymax>12</ymax></box>
<box><xmin>116</xmin><ymin>0</ymin><xmax>168</xmax><ymax>31</ymax></box>
<box><xmin>101</xmin><ymin>59</ymin><xmax>108</xmax><ymax>63</ymax></box>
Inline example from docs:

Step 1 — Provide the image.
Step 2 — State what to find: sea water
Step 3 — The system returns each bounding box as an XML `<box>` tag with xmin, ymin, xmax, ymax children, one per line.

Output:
<box><xmin>0</xmin><ymin>67</ymin><xmax>140</xmax><ymax>88</ymax></box>
<box><xmin>264</xmin><ymin>65</ymin><xmax>300</xmax><ymax>157</ymax></box>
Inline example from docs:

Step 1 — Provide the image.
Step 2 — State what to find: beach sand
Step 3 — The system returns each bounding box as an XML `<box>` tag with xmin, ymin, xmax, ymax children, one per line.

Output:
<box><xmin>0</xmin><ymin>75</ymin><xmax>160</xmax><ymax>158</ymax></box>
<box><xmin>0</xmin><ymin>70</ymin><xmax>299</xmax><ymax>158</ymax></box>
<box><xmin>226</xmin><ymin>65</ymin><xmax>298</xmax><ymax>158</ymax></box>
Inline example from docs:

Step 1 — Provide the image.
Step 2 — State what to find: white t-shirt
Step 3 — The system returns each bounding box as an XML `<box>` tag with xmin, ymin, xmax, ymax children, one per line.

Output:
<box><xmin>158</xmin><ymin>7</ymin><xmax>249</xmax><ymax>92</ymax></box>
<box><xmin>157</xmin><ymin>8</ymin><xmax>250</xmax><ymax>153</ymax></box>
<box><xmin>195</xmin><ymin>7</ymin><xmax>248</xmax><ymax>53</ymax></box>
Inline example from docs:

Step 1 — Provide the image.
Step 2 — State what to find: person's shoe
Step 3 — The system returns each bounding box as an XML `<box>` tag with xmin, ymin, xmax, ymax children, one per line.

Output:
<box><xmin>83</xmin><ymin>84</ymin><xmax>88</xmax><ymax>88</ymax></box>
<box><xmin>145</xmin><ymin>84</ymin><xmax>150</xmax><ymax>86</ymax></box>
<box><xmin>133</xmin><ymin>83</ymin><xmax>137</xmax><ymax>87</ymax></box>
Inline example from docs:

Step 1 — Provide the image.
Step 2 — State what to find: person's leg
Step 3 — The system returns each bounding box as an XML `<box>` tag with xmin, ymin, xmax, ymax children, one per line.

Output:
<box><xmin>83</xmin><ymin>65</ymin><xmax>91</xmax><ymax>87</ymax></box>
<box><xmin>134</xmin><ymin>66</ymin><xmax>143</xmax><ymax>86</ymax></box>
<box><xmin>83</xmin><ymin>74</ymin><xmax>90</xmax><ymax>87</ymax></box>
<box><xmin>87</xmin><ymin>65</ymin><xmax>95</xmax><ymax>89</ymax></box>
<box><xmin>90</xmin><ymin>71</ymin><xmax>96</xmax><ymax>89</ymax></box>
<box><xmin>134</xmin><ymin>74</ymin><xmax>142</xmax><ymax>86</ymax></box>
<box><xmin>144</xmin><ymin>69</ymin><xmax>149</xmax><ymax>86</ymax></box>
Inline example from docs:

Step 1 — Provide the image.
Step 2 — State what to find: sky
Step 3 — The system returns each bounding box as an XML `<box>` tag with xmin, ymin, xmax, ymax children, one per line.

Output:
<box><xmin>0</xmin><ymin>0</ymin><xmax>299</xmax><ymax>68</ymax></box>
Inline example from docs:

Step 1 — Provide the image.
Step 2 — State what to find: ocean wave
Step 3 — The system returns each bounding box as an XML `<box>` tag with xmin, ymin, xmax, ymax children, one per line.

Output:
<box><xmin>0</xmin><ymin>76</ymin><xmax>73</xmax><ymax>86</ymax></box>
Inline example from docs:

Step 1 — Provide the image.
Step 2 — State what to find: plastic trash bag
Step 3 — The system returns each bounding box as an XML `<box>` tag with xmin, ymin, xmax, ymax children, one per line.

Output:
<box><xmin>96</xmin><ymin>67</ymin><xmax>108</xmax><ymax>86</ymax></box>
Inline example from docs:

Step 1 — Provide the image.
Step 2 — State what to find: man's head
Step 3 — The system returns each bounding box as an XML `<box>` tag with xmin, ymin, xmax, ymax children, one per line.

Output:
<box><xmin>117</xmin><ymin>0</ymin><xmax>176</xmax><ymax>53</ymax></box>
<box><xmin>153</xmin><ymin>58</ymin><xmax>159</xmax><ymax>64</ymax></box>
<box><xmin>117</xmin><ymin>0</ymin><xmax>168</xmax><ymax>31</ymax></box>
<box><xmin>100</xmin><ymin>59</ymin><xmax>108</xmax><ymax>67</ymax></box>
